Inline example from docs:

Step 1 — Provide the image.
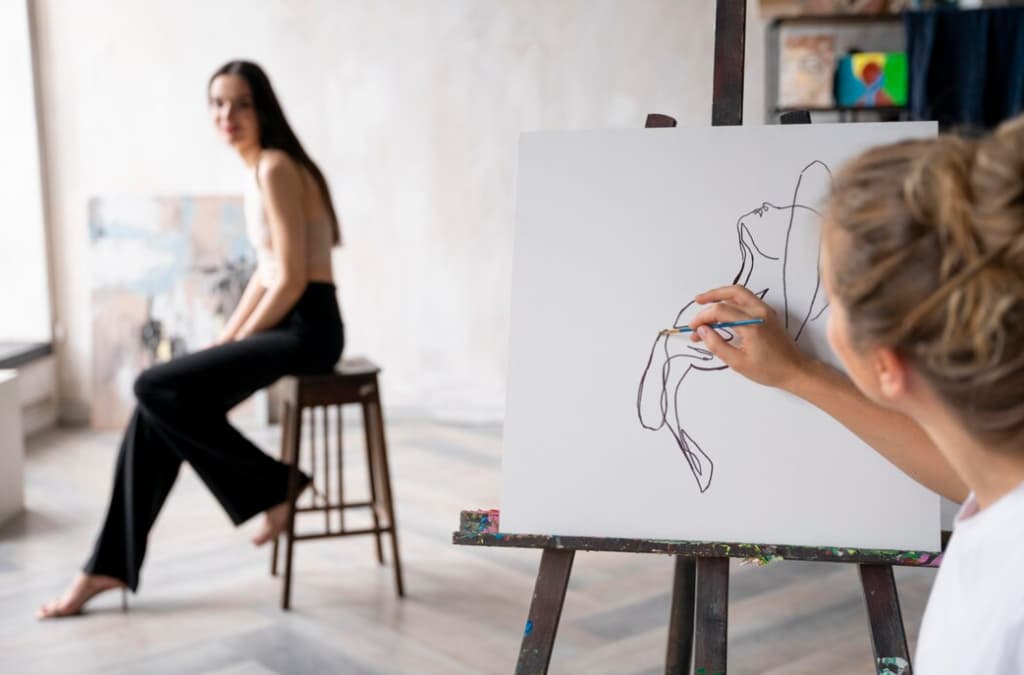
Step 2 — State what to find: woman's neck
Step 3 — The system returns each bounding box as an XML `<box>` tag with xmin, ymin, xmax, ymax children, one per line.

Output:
<box><xmin>920</xmin><ymin>413</ymin><xmax>1024</xmax><ymax>510</ymax></box>
<box><xmin>238</xmin><ymin>144</ymin><xmax>262</xmax><ymax>169</ymax></box>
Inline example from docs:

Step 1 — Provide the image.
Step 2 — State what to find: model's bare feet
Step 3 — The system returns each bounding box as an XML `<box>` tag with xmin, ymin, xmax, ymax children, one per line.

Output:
<box><xmin>252</xmin><ymin>477</ymin><xmax>313</xmax><ymax>547</ymax></box>
<box><xmin>37</xmin><ymin>573</ymin><xmax>126</xmax><ymax>619</ymax></box>
<box><xmin>252</xmin><ymin>500</ymin><xmax>292</xmax><ymax>547</ymax></box>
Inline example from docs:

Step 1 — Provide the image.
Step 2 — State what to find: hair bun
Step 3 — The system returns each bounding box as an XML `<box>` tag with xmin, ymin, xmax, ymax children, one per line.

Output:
<box><xmin>972</xmin><ymin>116</ymin><xmax>1024</xmax><ymax>271</ymax></box>
<box><xmin>829</xmin><ymin>113</ymin><xmax>1024</xmax><ymax>445</ymax></box>
<box><xmin>903</xmin><ymin>134</ymin><xmax>978</xmax><ymax>283</ymax></box>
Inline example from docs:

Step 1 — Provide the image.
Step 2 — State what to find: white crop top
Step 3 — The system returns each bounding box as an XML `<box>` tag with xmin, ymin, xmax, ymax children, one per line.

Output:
<box><xmin>243</xmin><ymin>167</ymin><xmax>336</xmax><ymax>287</ymax></box>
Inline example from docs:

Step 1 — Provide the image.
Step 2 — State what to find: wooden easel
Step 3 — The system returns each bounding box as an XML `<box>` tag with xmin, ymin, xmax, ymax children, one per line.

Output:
<box><xmin>455</xmin><ymin>511</ymin><xmax>941</xmax><ymax>675</ymax></box>
<box><xmin>453</xmin><ymin>2</ymin><xmax>943</xmax><ymax>673</ymax></box>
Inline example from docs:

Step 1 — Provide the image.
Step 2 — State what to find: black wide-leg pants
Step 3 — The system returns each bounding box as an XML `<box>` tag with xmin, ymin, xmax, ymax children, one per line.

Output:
<box><xmin>84</xmin><ymin>283</ymin><xmax>344</xmax><ymax>591</ymax></box>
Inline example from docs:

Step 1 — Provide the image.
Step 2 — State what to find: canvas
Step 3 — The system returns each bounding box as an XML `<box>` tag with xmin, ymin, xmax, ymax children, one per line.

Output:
<box><xmin>779</xmin><ymin>34</ymin><xmax>836</xmax><ymax>108</ymax></box>
<box><xmin>89</xmin><ymin>196</ymin><xmax>262</xmax><ymax>430</ymax></box>
<box><xmin>836</xmin><ymin>52</ymin><xmax>909</xmax><ymax>108</ymax></box>
<box><xmin>501</xmin><ymin>122</ymin><xmax>941</xmax><ymax>551</ymax></box>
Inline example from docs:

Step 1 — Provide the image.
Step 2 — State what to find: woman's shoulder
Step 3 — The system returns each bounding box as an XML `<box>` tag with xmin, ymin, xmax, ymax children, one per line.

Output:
<box><xmin>256</xmin><ymin>149</ymin><xmax>301</xmax><ymax>184</ymax></box>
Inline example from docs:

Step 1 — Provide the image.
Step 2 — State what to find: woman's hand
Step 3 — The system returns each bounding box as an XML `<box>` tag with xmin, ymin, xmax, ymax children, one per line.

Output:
<box><xmin>689</xmin><ymin>287</ymin><xmax>969</xmax><ymax>502</ymax></box>
<box><xmin>687</xmin><ymin>285</ymin><xmax>814</xmax><ymax>390</ymax></box>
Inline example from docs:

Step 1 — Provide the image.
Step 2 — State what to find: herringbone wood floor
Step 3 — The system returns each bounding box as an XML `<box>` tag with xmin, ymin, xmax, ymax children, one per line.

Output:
<box><xmin>0</xmin><ymin>417</ymin><xmax>936</xmax><ymax>674</ymax></box>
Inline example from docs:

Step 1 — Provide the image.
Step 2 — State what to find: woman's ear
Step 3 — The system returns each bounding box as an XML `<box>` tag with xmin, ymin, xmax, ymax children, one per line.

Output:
<box><xmin>873</xmin><ymin>346</ymin><xmax>908</xmax><ymax>401</ymax></box>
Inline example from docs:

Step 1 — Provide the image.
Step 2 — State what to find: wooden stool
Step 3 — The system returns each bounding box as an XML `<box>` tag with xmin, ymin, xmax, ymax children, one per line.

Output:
<box><xmin>270</xmin><ymin>357</ymin><xmax>405</xmax><ymax>609</ymax></box>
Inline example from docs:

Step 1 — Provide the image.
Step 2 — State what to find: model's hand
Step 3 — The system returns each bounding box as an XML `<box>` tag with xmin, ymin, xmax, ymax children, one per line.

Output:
<box><xmin>687</xmin><ymin>285</ymin><xmax>814</xmax><ymax>389</ymax></box>
<box><xmin>212</xmin><ymin>330</ymin><xmax>235</xmax><ymax>348</ymax></box>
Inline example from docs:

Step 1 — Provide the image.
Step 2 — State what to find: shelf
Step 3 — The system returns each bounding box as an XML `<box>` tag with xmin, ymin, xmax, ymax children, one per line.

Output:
<box><xmin>771</xmin><ymin>13</ymin><xmax>905</xmax><ymax>28</ymax></box>
<box><xmin>774</xmin><ymin>105</ymin><xmax>907</xmax><ymax>114</ymax></box>
<box><xmin>0</xmin><ymin>342</ymin><xmax>53</xmax><ymax>370</ymax></box>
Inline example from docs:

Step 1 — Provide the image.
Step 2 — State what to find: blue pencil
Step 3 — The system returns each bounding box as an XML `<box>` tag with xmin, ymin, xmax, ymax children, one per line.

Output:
<box><xmin>661</xmin><ymin>318</ymin><xmax>764</xmax><ymax>335</ymax></box>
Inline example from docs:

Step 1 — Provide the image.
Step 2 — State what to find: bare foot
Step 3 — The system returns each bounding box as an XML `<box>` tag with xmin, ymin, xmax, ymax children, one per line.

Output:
<box><xmin>252</xmin><ymin>476</ymin><xmax>313</xmax><ymax>547</ymax></box>
<box><xmin>252</xmin><ymin>500</ymin><xmax>292</xmax><ymax>547</ymax></box>
<box><xmin>37</xmin><ymin>573</ymin><xmax>126</xmax><ymax>619</ymax></box>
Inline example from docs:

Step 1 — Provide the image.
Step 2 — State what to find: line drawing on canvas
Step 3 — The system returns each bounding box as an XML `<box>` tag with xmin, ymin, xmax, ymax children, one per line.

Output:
<box><xmin>636</xmin><ymin>160</ymin><xmax>833</xmax><ymax>493</ymax></box>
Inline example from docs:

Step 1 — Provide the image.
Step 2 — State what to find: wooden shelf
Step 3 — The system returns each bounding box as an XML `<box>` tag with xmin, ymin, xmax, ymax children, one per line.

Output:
<box><xmin>774</xmin><ymin>105</ymin><xmax>907</xmax><ymax>114</ymax></box>
<box><xmin>0</xmin><ymin>342</ymin><xmax>52</xmax><ymax>370</ymax></box>
<box><xmin>770</xmin><ymin>13</ymin><xmax>905</xmax><ymax>28</ymax></box>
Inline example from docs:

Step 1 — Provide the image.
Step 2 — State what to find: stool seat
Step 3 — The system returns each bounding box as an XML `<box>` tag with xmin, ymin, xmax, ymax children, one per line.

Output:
<box><xmin>280</xmin><ymin>361</ymin><xmax>380</xmax><ymax>408</ymax></box>
<box><xmin>336</xmin><ymin>356</ymin><xmax>381</xmax><ymax>377</ymax></box>
<box><xmin>271</xmin><ymin>356</ymin><xmax>405</xmax><ymax>609</ymax></box>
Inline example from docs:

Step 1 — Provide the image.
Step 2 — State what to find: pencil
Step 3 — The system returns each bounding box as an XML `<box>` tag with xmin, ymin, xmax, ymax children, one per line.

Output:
<box><xmin>661</xmin><ymin>319</ymin><xmax>764</xmax><ymax>335</ymax></box>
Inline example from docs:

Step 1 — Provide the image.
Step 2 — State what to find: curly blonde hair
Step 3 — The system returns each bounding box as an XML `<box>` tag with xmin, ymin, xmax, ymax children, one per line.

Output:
<box><xmin>827</xmin><ymin>115</ymin><xmax>1024</xmax><ymax>444</ymax></box>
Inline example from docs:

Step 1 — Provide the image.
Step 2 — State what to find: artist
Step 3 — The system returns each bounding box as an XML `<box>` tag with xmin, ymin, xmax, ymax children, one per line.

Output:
<box><xmin>691</xmin><ymin>115</ymin><xmax>1024</xmax><ymax>671</ymax></box>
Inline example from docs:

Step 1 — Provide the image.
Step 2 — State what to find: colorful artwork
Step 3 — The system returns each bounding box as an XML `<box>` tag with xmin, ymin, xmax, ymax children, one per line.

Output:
<box><xmin>836</xmin><ymin>52</ymin><xmax>908</xmax><ymax>108</ymax></box>
<box><xmin>778</xmin><ymin>34</ymin><xmax>836</xmax><ymax>109</ymax></box>
<box><xmin>89</xmin><ymin>196</ymin><xmax>262</xmax><ymax>430</ymax></box>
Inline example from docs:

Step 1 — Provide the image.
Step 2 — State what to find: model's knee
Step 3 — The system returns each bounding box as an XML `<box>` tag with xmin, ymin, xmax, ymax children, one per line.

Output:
<box><xmin>133</xmin><ymin>368</ymin><xmax>173</xmax><ymax>409</ymax></box>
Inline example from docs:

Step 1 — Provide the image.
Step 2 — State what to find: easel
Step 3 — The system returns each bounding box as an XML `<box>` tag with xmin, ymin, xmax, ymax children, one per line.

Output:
<box><xmin>453</xmin><ymin>2</ymin><xmax>944</xmax><ymax>673</ymax></box>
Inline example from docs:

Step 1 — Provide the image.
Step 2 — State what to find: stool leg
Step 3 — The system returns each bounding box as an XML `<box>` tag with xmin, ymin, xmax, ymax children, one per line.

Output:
<box><xmin>369</xmin><ymin>389</ymin><xmax>404</xmax><ymax>597</ymax></box>
<box><xmin>336</xmin><ymin>405</ymin><xmax>345</xmax><ymax>533</ymax></box>
<box><xmin>322</xmin><ymin>406</ymin><xmax>330</xmax><ymax>532</ymax></box>
<box><xmin>364</xmin><ymin>401</ymin><xmax>387</xmax><ymax>565</ymax></box>
<box><xmin>362</xmin><ymin>398</ymin><xmax>385</xmax><ymax>565</ymax></box>
<box><xmin>270</xmin><ymin>534</ymin><xmax>280</xmax><ymax>577</ymax></box>
<box><xmin>308</xmin><ymin>407</ymin><xmax>316</xmax><ymax>507</ymax></box>
<box><xmin>271</xmin><ymin>397</ymin><xmax>295</xmax><ymax>578</ymax></box>
<box><xmin>281</xmin><ymin>401</ymin><xmax>304</xmax><ymax>610</ymax></box>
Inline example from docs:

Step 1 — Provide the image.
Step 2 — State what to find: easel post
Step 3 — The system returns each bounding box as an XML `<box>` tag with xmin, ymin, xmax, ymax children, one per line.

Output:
<box><xmin>712</xmin><ymin>0</ymin><xmax>747</xmax><ymax>127</ymax></box>
<box><xmin>679</xmin><ymin>3</ymin><xmax>749</xmax><ymax>674</ymax></box>
<box><xmin>643</xmin><ymin>111</ymin><xmax>701</xmax><ymax>675</ymax></box>
<box><xmin>665</xmin><ymin>556</ymin><xmax>696</xmax><ymax>674</ymax></box>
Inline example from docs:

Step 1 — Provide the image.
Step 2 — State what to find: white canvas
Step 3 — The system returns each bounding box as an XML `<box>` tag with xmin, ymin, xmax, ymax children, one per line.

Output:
<box><xmin>502</xmin><ymin>122</ymin><xmax>941</xmax><ymax>552</ymax></box>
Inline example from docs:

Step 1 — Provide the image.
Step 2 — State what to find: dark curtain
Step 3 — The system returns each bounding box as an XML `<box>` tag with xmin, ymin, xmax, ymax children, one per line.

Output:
<box><xmin>906</xmin><ymin>7</ymin><xmax>1024</xmax><ymax>131</ymax></box>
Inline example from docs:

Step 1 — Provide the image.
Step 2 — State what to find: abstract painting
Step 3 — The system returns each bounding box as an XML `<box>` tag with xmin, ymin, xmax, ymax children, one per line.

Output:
<box><xmin>89</xmin><ymin>196</ymin><xmax>261</xmax><ymax>430</ymax></box>
<box><xmin>836</xmin><ymin>52</ymin><xmax>908</xmax><ymax>108</ymax></box>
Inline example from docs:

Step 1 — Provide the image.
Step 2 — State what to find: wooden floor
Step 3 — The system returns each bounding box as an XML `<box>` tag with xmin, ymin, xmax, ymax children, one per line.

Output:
<box><xmin>0</xmin><ymin>417</ymin><xmax>937</xmax><ymax>674</ymax></box>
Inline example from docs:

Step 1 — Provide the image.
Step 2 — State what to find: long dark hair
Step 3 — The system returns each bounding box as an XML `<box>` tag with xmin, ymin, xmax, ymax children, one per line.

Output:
<box><xmin>209</xmin><ymin>60</ymin><xmax>341</xmax><ymax>245</ymax></box>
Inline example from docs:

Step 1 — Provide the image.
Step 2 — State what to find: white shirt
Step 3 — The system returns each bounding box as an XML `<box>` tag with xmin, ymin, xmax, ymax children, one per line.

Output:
<box><xmin>915</xmin><ymin>481</ymin><xmax>1024</xmax><ymax>674</ymax></box>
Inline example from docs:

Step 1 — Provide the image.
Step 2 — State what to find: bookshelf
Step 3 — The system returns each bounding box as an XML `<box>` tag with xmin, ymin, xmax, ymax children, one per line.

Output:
<box><xmin>765</xmin><ymin>13</ymin><xmax>908</xmax><ymax>123</ymax></box>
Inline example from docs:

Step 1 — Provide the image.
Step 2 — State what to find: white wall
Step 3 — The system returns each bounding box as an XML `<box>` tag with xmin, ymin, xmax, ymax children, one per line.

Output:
<box><xmin>1</xmin><ymin>0</ymin><xmax>51</xmax><ymax>343</ymax></box>
<box><xmin>34</xmin><ymin>0</ymin><xmax>766</xmax><ymax>423</ymax></box>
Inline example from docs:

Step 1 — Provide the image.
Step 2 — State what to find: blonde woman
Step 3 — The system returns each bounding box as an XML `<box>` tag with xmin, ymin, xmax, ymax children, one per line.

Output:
<box><xmin>690</xmin><ymin>117</ymin><xmax>1024</xmax><ymax>670</ymax></box>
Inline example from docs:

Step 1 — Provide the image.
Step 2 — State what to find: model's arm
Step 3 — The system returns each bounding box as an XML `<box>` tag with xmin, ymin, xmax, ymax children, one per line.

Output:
<box><xmin>688</xmin><ymin>284</ymin><xmax>968</xmax><ymax>503</ymax></box>
<box><xmin>217</xmin><ymin>273</ymin><xmax>266</xmax><ymax>345</ymax></box>
<box><xmin>236</xmin><ymin>152</ymin><xmax>308</xmax><ymax>339</ymax></box>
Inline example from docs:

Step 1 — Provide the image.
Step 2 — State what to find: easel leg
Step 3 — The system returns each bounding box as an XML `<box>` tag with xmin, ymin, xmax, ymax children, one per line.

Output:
<box><xmin>694</xmin><ymin>557</ymin><xmax>729</xmax><ymax>675</ymax></box>
<box><xmin>665</xmin><ymin>555</ymin><xmax>696</xmax><ymax>675</ymax></box>
<box><xmin>859</xmin><ymin>564</ymin><xmax>912</xmax><ymax>675</ymax></box>
<box><xmin>516</xmin><ymin>549</ymin><xmax>575</xmax><ymax>675</ymax></box>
